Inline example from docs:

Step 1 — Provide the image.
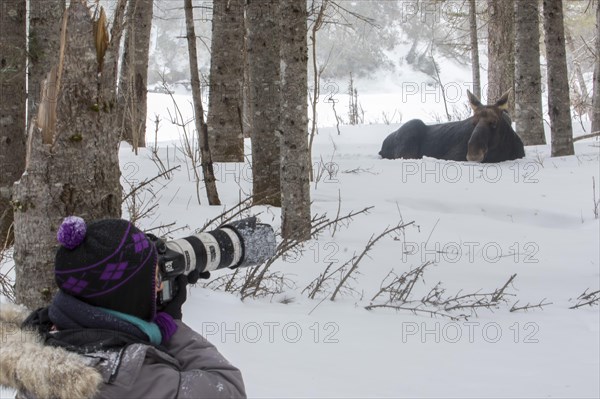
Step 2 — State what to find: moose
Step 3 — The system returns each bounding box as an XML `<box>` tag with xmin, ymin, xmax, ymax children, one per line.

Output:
<box><xmin>379</xmin><ymin>90</ymin><xmax>525</xmax><ymax>162</ymax></box>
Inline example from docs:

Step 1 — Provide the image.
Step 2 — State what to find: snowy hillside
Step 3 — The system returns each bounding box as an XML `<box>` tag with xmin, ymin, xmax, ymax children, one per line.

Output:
<box><xmin>113</xmin><ymin>117</ymin><xmax>599</xmax><ymax>398</ymax></box>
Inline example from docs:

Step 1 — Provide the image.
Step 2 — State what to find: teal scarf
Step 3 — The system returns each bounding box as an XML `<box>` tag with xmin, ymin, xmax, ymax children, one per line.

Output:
<box><xmin>101</xmin><ymin>308</ymin><xmax>162</xmax><ymax>345</ymax></box>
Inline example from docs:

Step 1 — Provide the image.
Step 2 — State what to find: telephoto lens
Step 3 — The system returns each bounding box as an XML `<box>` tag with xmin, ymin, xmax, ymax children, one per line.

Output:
<box><xmin>153</xmin><ymin>217</ymin><xmax>276</xmax><ymax>302</ymax></box>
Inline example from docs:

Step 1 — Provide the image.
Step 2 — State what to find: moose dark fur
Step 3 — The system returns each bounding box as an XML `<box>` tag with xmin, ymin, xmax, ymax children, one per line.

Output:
<box><xmin>379</xmin><ymin>91</ymin><xmax>525</xmax><ymax>162</ymax></box>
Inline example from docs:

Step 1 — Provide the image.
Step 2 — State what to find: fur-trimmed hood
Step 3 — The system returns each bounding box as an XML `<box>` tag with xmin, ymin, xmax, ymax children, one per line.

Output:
<box><xmin>0</xmin><ymin>303</ymin><xmax>102</xmax><ymax>399</ymax></box>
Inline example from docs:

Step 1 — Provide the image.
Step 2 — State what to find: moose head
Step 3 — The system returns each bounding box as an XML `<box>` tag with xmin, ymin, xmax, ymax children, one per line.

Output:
<box><xmin>466</xmin><ymin>90</ymin><xmax>512</xmax><ymax>162</ymax></box>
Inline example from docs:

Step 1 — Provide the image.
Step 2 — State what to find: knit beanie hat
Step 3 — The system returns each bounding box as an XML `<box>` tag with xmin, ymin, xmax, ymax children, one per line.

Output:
<box><xmin>54</xmin><ymin>216</ymin><xmax>158</xmax><ymax>322</ymax></box>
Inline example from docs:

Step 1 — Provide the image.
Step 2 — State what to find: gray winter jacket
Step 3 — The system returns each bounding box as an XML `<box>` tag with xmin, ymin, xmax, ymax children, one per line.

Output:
<box><xmin>0</xmin><ymin>303</ymin><xmax>246</xmax><ymax>399</ymax></box>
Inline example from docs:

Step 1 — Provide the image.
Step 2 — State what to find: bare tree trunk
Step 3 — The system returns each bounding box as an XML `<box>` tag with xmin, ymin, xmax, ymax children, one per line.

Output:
<box><xmin>118</xmin><ymin>0</ymin><xmax>153</xmax><ymax>152</ymax></box>
<box><xmin>468</xmin><ymin>0</ymin><xmax>481</xmax><ymax>99</ymax></box>
<box><xmin>13</xmin><ymin>1</ymin><xmax>124</xmax><ymax>309</ymax></box>
<box><xmin>28</xmin><ymin>0</ymin><xmax>65</xmax><ymax>123</ymax></box>
<box><xmin>183</xmin><ymin>0</ymin><xmax>221</xmax><ymax>206</ymax></box>
<box><xmin>487</xmin><ymin>0</ymin><xmax>514</xmax><ymax>112</ymax></box>
<box><xmin>542</xmin><ymin>0</ymin><xmax>574</xmax><ymax>157</ymax></box>
<box><xmin>0</xmin><ymin>0</ymin><xmax>27</xmax><ymax>246</ymax></box>
<box><xmin>591</xmin><ymin>0</ymin><xmax>600</xmax><ymax>134</ymax></box>
<box><xmin>207</xmin><ymin>0</ymin><xmax>245</xmax><ymax>162</ymax></box>
<box><xmin>280</xmin><ymin>0</ymin><xmax>311</xmax><ymax>241</ymax></box>
<box><xmin>247</xmin><ymin>0</ymin><xmax>281</xmax><ymax>206</ymax></box>
<box><xmin>514</xmin><ymin>0</ymin><xmax>546</xmax><ymax>145</ymax></box>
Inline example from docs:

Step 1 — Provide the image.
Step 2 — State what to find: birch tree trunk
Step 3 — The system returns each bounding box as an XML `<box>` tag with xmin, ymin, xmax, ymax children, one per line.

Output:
<box><xmin>542</xmin><ymin>0</ymin><xmax>574</xmax><ymax>157</ymax></box>
<box><xmin>207</xmin><ymin>0</ymin><xmax>245</xmax><ymax>162</ymax></box>
<box><xmin>183</xmin><ymin>0</ymin><xmax>221</xmax><ymax>206</ymax></box>
<box><xmin>280</xmin><ymin>0</ymin><xmax>310</xmax><ymax>241</ymax></box>
<box><xmin>28</xmin><ymin>0</ymin><xmax>65</xmax><ymax>122</ymax></box>
<box><xmin>13</xmin><ymin>0</ymin><xmax>124</xmax><ymax>309</ymax></box>
<box><xmin>591</xmin><ymin>0</ymin><xmax>600</xmax><ymax>134</ymax></box>
<box><xmin>487</xmin><ymin>0</ymin><xmax>514</xmax><ymax>112</ymax></box>
<box><xmin>247</xmin><ymin>0</ymin><xmax>281</xmax><ymax>206</ymax></box>
<box><xmin>0</xmin><ymin>0</ymin><xmax>27</xmax><ymax>246</ymax></box>
<box><xmin>514</xmin><ymin>0</ymin><xmax>546</xmax><ymax>145</ymax></box>
<box><xmin>468</xmin><ymin>0</ymin><xmax>481</xmax><ymax>99</ymax></box>
<box><xmin>118</xmin><ymin>0</ymin><xmax>153</xmax><ymax>152</ymax></box>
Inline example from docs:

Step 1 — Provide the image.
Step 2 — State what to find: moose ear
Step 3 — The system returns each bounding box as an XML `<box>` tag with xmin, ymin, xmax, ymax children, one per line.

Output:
<box><xmin>495</xmin><ymin>90</ymin><xmax>511</xmax><ymax>110</ymax></box>
<box><xmin>467</xmin><ymin>90</ymin><xmax>482</xmax><ymax>112</ymax></box>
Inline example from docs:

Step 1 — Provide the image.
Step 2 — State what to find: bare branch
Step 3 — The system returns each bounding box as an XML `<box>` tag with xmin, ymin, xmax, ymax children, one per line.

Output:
<box><xmin>122</xmin><ymin>166</ymin><xmax>180</xmax><ymax>202</ymax></box>
<box><xmin>331</xmin><ymin>223</ymin><xmax>414</xmax><ymax>301</ymax></box>
<box><xmin>569</xmin><ymin>289</ymin><xmax>600</xmax><ymax>309</ymax></box>
<box><xmin>364</xmin><ymin>304</ymin><xmax>464</xmax><ymax>321</ymax></box>
<box><xmin>510</xmin><ymin>299</ymin><xmax>553</xmax><ymax>312</ymax></box>
<box><xmin>573</xmin><ymin>131</ymin><xmax>600</xmax><ymax>142</ymax></box>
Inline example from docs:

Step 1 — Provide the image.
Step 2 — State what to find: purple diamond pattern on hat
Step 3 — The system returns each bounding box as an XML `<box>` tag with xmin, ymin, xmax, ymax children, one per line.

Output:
<box><xmin>62</xmin><ymin>277</ymin><xmax>89</xmax><ymax>294</ymax></box>
<box><xmin>133</xmin><ymin>232</ymin><xmax>149</xmax><ymax>253</ymax></box>
<box><xmin>100</xmin><ymin>262</ymin><xmax>129</xmax><ymax>280</ymax></box>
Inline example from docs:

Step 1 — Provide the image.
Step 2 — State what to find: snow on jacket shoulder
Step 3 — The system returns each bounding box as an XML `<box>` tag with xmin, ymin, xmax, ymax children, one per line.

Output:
<box><xmin>0</xmin><ymin>303</ymin><xmax>247</xmax><ymax>399</ymax></box>
<box><xmin>0</xmin><ymin>303</ymin><xmax>102</xmax><ymax>398</ymax></box>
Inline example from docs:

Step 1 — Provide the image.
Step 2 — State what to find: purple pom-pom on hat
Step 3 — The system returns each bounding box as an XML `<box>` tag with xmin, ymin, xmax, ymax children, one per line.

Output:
<box><xmin>57</xmin><ymin>216</ymin><xmax>87</xmax><ymax>250</ymax></box>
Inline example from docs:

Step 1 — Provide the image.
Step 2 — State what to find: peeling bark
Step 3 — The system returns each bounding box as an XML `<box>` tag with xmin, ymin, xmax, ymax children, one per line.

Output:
<box><xmin>13</xmin><ymin>2</ymin><xmax>122</xmax><ymax>309</ymax></box>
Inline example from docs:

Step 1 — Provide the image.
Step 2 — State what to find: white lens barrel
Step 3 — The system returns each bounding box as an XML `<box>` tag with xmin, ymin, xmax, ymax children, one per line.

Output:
<box><xmin>221</xmin><ymin>227</ymin><xmax>243</xmax><ymax>268</ymax></box>
<box><xmin>165</xmin><ymin>238</ymin><xmax>197</xmax><ymax>274</ymax></box>
<box><xmin>194</xmin><ymin>232</ymin><xmax>221</xmax><ymax>271</ymax></box>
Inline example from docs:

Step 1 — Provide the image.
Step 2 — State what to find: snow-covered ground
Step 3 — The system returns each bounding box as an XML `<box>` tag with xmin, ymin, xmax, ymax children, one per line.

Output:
<box><xmin>125</xmin><ymin>116</ymin><xmax>599</xmax><ymax>398</ymax></box>
<box><xmin>2</xmin><ymin>65</ymin><xmax>599</xmax><ymax>398</ymax></box>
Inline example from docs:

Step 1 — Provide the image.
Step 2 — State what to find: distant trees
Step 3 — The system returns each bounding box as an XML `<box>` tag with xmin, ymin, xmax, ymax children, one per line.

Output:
<box><xmin>514</xmin><ymin>0</ymin><xmax>546</xmax><ymax>145</ymax></box>
<box><xmin>0</xmin><ymin>0</ymin><xmax>27</xmax><ymax>246</ymax></box>
<box><xmin>542</xmin><ymin>0</ymin><xmax>574</xmax><ymax>157</ymax></box>
<box><xmin>118</xmin><ymin>0</ymin><xmax>154</xmax><ymax>151</ymax></box>
<box><xmin>148</xmin><ymin>1</ymin><xmax>201</xmax><ymax>84</ymax></box>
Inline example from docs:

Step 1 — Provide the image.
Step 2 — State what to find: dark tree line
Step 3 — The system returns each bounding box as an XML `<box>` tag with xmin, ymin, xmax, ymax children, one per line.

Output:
<box><xmin>478</xmin><ymin>0</ymin><xmax>581</xmax><ymax>154</ymax></box>
<box><xmin>0</xmin><ymin>0</ymin><xmax>312</xmax><ymax>308</ymax></box>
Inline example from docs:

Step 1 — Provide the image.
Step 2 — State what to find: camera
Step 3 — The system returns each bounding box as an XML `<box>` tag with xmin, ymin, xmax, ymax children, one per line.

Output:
<box><xmin>148</xmin><ymin>217</ymin><xmax>276</xmax><ymax>303</ymax></box>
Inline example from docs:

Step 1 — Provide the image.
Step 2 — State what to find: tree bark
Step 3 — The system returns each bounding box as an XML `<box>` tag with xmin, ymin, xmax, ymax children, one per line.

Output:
<box><xmin>468</xmin><ymin>0</ymin><xmax>481</xmax><ymax>99</ymax></box>
<box><xmin>592</xmin><ymin>0</ymin><xmax>600</xmax><ymax>135</ymax></box>
<box><xmin>183</xmin><ymin>0</ymin><xmax>221</xmax><ymax>206</ymax></box>
<box><xmin>487</xmin><ymin>0</ymin><xmax>514</xmax><ymax>112</ymax></box>
<box><xmin>28</xmin><ymin>0</ymin><xmax>65</xmax><ymax>123</ymax></box>
<box><xmin>0</xmin><ymin>0</ymin><xmax>27</xmax><ymax>246</ymax></box>
<box><xmin>13</xmin><ymin>1</ymin><xmax>123</xmax><ymax>309</ymax></box>
<box><xmin>247</xmin><ymin>0</ymin><xmax>281</xmax><ymax>206</ymax></box>
<box><xmin>542</xmin><ymin>0</ymin><xmax>574</xmax><ymax>157</ymax></box>
<box><xmin>280</xmin><ymin>0</ymin><xmax>311</xmax><ymax>241</ymax></box>
<box><xmin>118</xmin><ymin>0</ymin><xmax>154</xmax><ymax>151</ymax></box>
<box><xmin>242</xmin><ymin>20</ymin><xmax>253</xmax><ymax>139</ymax></box>
<box><xmin>207</xmin><ymin>0</ymin><xmax>245</xmax><ymax>162</ymax></box>
<box><xmin>514</xmin><ymin>0</ymin><xmax>546</xmax><ymax>145</ymax></box>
